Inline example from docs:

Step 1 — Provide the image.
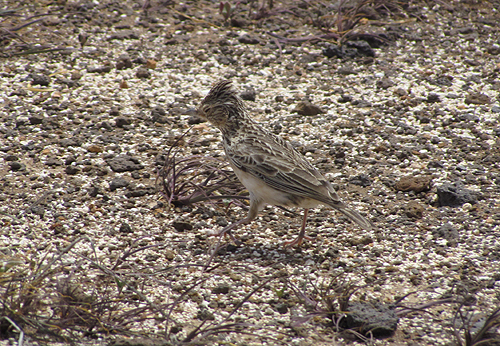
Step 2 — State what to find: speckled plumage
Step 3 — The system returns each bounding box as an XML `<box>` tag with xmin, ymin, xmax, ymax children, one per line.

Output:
<box><xmin>198</xmin><ymin>80</ymin><xmax>372</xmax><ymax>246</ymax></box>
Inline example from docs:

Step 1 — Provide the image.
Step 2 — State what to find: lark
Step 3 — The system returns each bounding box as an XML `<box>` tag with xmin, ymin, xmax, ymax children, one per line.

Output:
<box><xmin>198</xmin><ymin>80</ymin><xmax>373</xmax><ymax>246</ymax></box>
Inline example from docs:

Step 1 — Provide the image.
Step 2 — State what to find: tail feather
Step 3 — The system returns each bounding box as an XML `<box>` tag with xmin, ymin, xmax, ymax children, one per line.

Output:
<box><xmin>332</xmin><ymin>202</ymin><xmax>373</xmax><ymax>230</ymax></box>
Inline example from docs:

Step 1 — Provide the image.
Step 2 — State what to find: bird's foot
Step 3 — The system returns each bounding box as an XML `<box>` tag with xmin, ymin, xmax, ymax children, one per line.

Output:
<box><xmin>283</xmin><ymin>234</ymin><xmax>315</xmax><ymax>248</ymax></box>
<box><xmin>209</xmin><ymin>228</ymin><xmax>242</xmax><ymax>246</ymax></box>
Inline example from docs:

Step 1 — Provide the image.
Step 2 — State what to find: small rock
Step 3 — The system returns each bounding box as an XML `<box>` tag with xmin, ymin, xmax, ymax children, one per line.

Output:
<box><xmin>346</xmin><ymin>40</ymin><xmax>375</xmax><ymax>57</ymax></box>
<box><xmin>30</xmin><ymin>74</ymin><xmax>50</xmax><ymax>86</ymax></box>
<box><xmin>71</xmin><ymin>71</ymin><xmax>82</xmax><ymax>80</ymax></box>
<box><xmin>294</xmin><ymin>100</ymin><xmax>325</xmax><ymax>116</ymax></box>
<box><xmin>109</xmin><ymin>107</ymin><xmax>120</xmax><ymax>116</ymax></box>
<box><xmin>395</xmin><ymin>176</ymin><xmax>432</xmax><ymax>193</ymax></box>
<box><xmin>275</xmin><ymin>303</ymin><xmax>288</xmax><ymax>314</ymax></box>
<box><xmin>65</xmin><ymin>166</ymin><xmax>80</xmax><ymax>175</ymax></box>
<box><xmin>107</xmin><ymin>30</ymin><xmax>139</xmax><ymax>40</ymax></box>
<box><xmin>405</xmin><ymin>201</ymin><xmax>425</xmax><ymax>218</ymax></box>
<box><xmin>8</xmin><ymin>161</ymin><xmax>24</xmax><ymax>171</ymax></box>
<box><xmin>87</xmin><ymin>145</ymin><xmax>103</xmax><ymax>153</ymax></box>
<box><xmin>115</xmin><ymin>117</ymin><xmax>132</xmax><ymax>128</ymax></box>
<box><xmin>88</xmin><ymin>186</ymin><xmax>100</xmax><ymax>197</ymax></box>
<box><xmin>107</xmin><ymin>155</ymin><xmax>144</xmax><ymax>172</ymax></box>
<box><xmin>116</xmin><ymin>54</ymin><xmax>132</xmax><ymax>70</ymax></box>
<box><xmin>343</xmin><ymin>302</ymin><xmax>399</xmax><ymax>336</ymax></box>
<box><xmin>172</xmin><ymin>220</ymin><xmax>193</xmax><ymax>232</ymax></box>
<box><xmin>437</xmin><ymin>182</ymin><xmax>478</xmax><ymax>207</ymax></box>
<box><xmin>426</xmin><ymin>93</ymin><xmax>440</xmax><ymax>103</ymax></box>
<box><xmin>349</xmin><ymin>174</ymin><xmax>372</xmax><ymax>187</ymax></box>
<box><xmin>146</xmin><ymin>59</ymin><xmax>157</xmax><ymax>69</ymax></box>
<box><xmin>164</xmin><ymin>249</ymin><xmax>175</xmax><ymax>260</ymax></box>
<box><xmin>337</xmin><ymin>66</ymin><xmax>356</xmax><ymax>75</ymax></box>
<box><xmin>151</xmin><ymin>106</ymin><xmax>169</xmax><ymax>124</ymax></box>
<box><xmin>197</xmin><ymin>309</ymin><xmax>215</xmax><ymax>321</ymax></box>
<box><xmin>238</xmin><ymin>34</ymin><xmax>260</xmax><ymax>44</ymax></box>
<box><xmin>136</xmin><ymin>68</ymin><xmax>151</xmax><ymax>79</ymax></box>
<box><xmin>44</xmin><ymin>158</ymin><xmax>63</xmax><ymax>166</ymax></box>
<box><xmin>212</xmin><ymin>283</ymin><xmax>230</xmax><ymax>294</ymax></box>
<box><xmin>376</xmin><ymin>78</ymin><xmax>394</xmax><ymax>89</ymax></box>
<box><xmin>29</xmin><ymin>116</ymin><xmax>44</xmax><ymax>125</ymax></box>
<box><xmin>240</xmin><ymin>86</ymin><xmax>256</xmax><ymax>101</ymax></box>
<box><xmin>120</xmin><ymin>80</ymin><xmax>129</xmax><ymax>89</ymax></box>
<box><xmin>5</xmin><ymin>155</ymin><xmax>18</xmax><ymax>161</ymax></box>
<box><xmin>433</xmin><ymin>223</ymin><xmax>459</xmax><ymax>247</ymax></box>
<box><xmin>338</xmin><ymin>94</ymin><xmax>352</xmax><ymax>103</ymax></box>
<box><xmin>109</xmin><ymin>177</ymin><xmax>129</xmax><ymax>191</ymax></box>
<box><xmin>465</xmin><ymin>93</ymin><xmax>490</xmax><ymax>105</ymax></box>
<box><xmin>87</xmin><ymin>63</ymin><xmax>112</xmax><ymax>73</ymax></box>
<box><xmin>119</xmin><ymin>222</ymin><xmax>133</xmax><ymax>233</ymax></box>
<box><xmin>187</xmin><ymin>114</ymin><xmax>204</xmax><ymax>124</ymax></box>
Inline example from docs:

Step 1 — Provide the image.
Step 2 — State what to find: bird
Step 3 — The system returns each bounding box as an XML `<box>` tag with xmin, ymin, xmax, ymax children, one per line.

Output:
<box><xmin>197</xmin><ymin>80</ymin><xmax>373</xmax><ymax>247</ymax></box>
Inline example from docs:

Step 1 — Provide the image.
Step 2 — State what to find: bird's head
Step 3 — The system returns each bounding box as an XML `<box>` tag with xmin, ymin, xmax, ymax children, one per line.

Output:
<box><xmin>198</xmin><ymin>80</ymin><xmax>246</xmax><ymax>130</ymax></box>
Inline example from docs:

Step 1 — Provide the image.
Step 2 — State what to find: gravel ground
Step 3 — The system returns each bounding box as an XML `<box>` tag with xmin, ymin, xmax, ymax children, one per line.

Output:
<box><xmin>1</xmin><ymin>0</ymin><xmax>500</xmax><ymax>345</ymax></box>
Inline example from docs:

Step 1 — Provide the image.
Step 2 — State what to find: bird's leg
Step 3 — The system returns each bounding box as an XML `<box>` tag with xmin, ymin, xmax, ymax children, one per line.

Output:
<box><xmin>284</xmin><ymin>208</ymin><xmax>314</xmax><ymax>247</ymax></box>
<box><xmin>215</xmin><ymin>198</ymin><xmax>260</xmax><ymax>245</ymax></box>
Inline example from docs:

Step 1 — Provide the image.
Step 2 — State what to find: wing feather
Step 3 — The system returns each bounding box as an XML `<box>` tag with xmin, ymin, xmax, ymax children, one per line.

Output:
<box><xmin>225</xmin><ymin>128</ymin><xmax>341</xmax><ymax>206</ymax></box>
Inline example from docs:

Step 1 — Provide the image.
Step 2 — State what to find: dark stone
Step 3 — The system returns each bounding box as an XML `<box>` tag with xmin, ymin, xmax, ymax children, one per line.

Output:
<box><xmin>107</xmin><ymin>30</ymin><xmax>139</xmax><ymax>40</ymax></box>
<box><xmin>275</xmin><ymin>303</ymin><xmax>288</xmax><ymax>314</ymax></box>
<box><xmin>65</xmin><ymin>166</ymin><xmax>79</xmax><ymax>175</ymax></box>
<box><xmin>109</xmin><ymin>177</ymin><xmax>129</xmax><ymax>191</ymax></box>
<box><xmin>30</xmin><ymin>74</ymin><xmax>50</xmax><ymax>86</ymax></box>
<box><xmin>349</xmin><ymin>174</ymin><xmax>372</xmax><ymax>187</ymax></box>
<box><xmin>151</xmin><ymin>106</ymin><xmax>169</xmax><ymax>124</ymax></box>
<box><xmin>44</xmin><ymin>157</ymin><xmax>63</xmax><ymax>166</ymax></box>
<box><xmin>437</xmin><ymin>182</ymin><xmax>478</xmax><ymax>207</ymax></box>
<box><xmin>240</xmin><ymin>87</ymin><xmax>256</xmax><ymax>101</ymax></box>
<box><xmin>197</xmin><ymin>309</ymin><xmax>215</xmax><ymax>321</ymax></box>
<box><xmin>376</xmin><ymin>78</ymin><xmax>394</xmax><ymax>89</ymax></box>
<box><xmin>323</xmin><ymin>41</ymin><xmax>374</xmax><ymax>59</ymax></box>
<box><xmin>88</xmin><ymin>186</ymin><xmax>100</xmax><ymax>197</ymax></box>
<box><xmin>9</xmin><ymin>161</ymin><xmax>24</xmax><ymax>171</ymax></box>
<box><xmin>125</xmin><ymin>187</ymin><xmax>155</xmax><ymax>198</ymax></box>
<box><xmin>59</xmin><ymin>137</ymin><xmax>83</xmax><ymax>147</ymax></box>
<box><xmin>29</xmin><ymin>116</ymin><xmax>44</xmax><ymax>125</ymax></box>
<box><xmin>433</xmin><ymin>223</ymin><xmax>459</xmax><ymax>246</ymax></box>
<box><xmin>338</xmin><ymin>94</ymin><xmax>352</xmax><ymax>103</ymax></box>
<box><xmin>346</xmin><ymin>40</ymin><xmax>375</xmax><ymax>57</ymax></box>
<box><xmin>238</xmin><ymin>34</ymin><xmax>260</xmax><ymax>44</ymax></box>
<box><xmin>337</xmin><ymin>66</ymin><xmax>356</xmax><ymax>75</ymax></box>
<box><xmin>426</xmin><ymin>93</ymin><xmax>440</xmax><ymax>103</ymax></box>
<box><xmin>343</xmin><ymin>302</ymin><xmax>399</xmax><ymax>336</ymax></box>
<box><xmin>107</xmin><ymin>155</ymin><xmax>144</xmax><ymax>172</ymax></box>
<box><xmin>119</xmin><ymin>222</ymin><xmax>133</xmax><ymax>233</ymax></box>
<box><xmin>187</xmin><ymin>114</ymin><xmax>204</xmax><ymax>124</ymax></box>
<box><xmin>115</xmin><ymin>117</ymin><xmax>132</xmax><ymax>128</ymax></box>
<box><xmin>428</xmin><ymin>161</ymin><xmax>444</xmax><ymax>169</ymax></box>
<box><xmin>212</xmin><ymin>283</ymin><xmax>230</xmax><ymax>294</ymax></box>
<box><xmin>116</xmin><ymin>54</ymin><xmax>133</xmax><ymax>70</ymax></box>
<box><xmin>294</xmin><ymin>100</ymin><xmax>324</xmax><ymax>116</ymax></box>
<box><xmin>136</xmin><ymin>68</ymin><xmax>151</xmax><ymax>79</ymax></box>
<box><xmin>5</xmin><ymin>155</ymin><xmax>18</xmax><ymax>161</ymax></box>
<box><xmin>465</xmin><ymin>93</ymin><xmax>491</xmax><ymax>105</ymax></box>
<box><xmin>172</xmin><ymin>221</ymin><xmax>193</xmax><ymax>232</ymax></box>
<box><xmin>108</xmin><ymin>337</ymin><xmax>172</xmax><ymax>346</ymax></box>
<box><xmin>28</xmin><ymin>205</ymin><xmax>45</xmax><ymax>217</ymax></box>
<box><xmin>431</xmin><ymin>75</ymin><xmax>453</xmax><ymax>86</ymax></box>
<box><xmin>322</xmin><ymin>44</ymin><xmax>341</xmax><ymax>58</ymax></box>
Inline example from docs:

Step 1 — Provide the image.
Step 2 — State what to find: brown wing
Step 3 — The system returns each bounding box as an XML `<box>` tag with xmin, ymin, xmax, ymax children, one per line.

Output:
<box><xmin>225</xmin><ymin>127</ymin><xmax>341</xmax><ymax>206</ymax></box>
